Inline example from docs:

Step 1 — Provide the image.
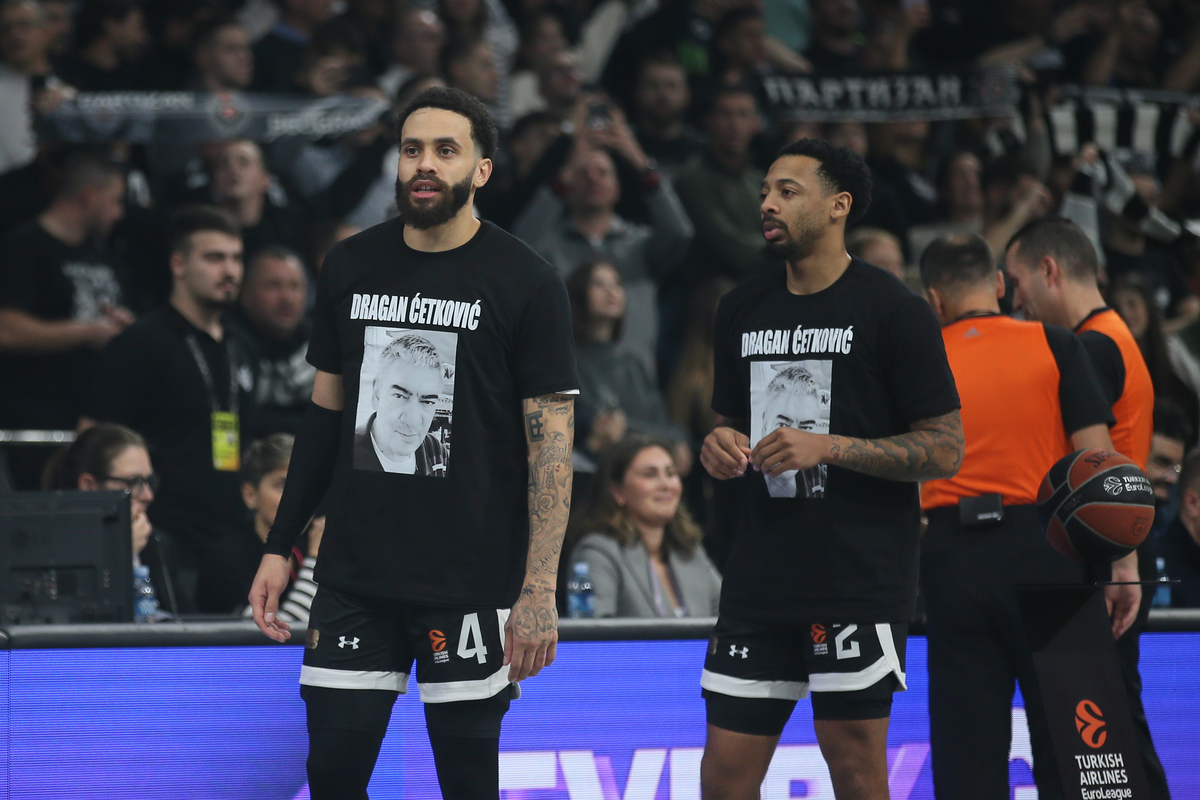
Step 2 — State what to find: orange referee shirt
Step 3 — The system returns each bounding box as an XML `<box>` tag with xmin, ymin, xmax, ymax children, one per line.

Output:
<box><xmin>1075</xmin><ymin>308</ymin><xmax>1154</xmax><ymax>471</ymax></box>
<box><xmin>922</xmin><ymin>314</ymin><xmax>1114</xmax><ymax>510</ymax></box>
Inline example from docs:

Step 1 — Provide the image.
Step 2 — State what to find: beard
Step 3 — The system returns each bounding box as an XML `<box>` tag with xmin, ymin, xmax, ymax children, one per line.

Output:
<box><xmin>762</xmin><ymin>212</ymin><xmax>825</xmax><ymax>262</ymax></box>
<box><xmin>395</xmin><ymin>173</ymin><xmax>474</xmax><ymax>230</ymax></box>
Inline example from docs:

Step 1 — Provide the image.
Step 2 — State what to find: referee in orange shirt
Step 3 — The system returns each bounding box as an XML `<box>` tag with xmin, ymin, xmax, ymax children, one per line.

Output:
<box><xmin>1005</xmin><ymin>218</ymin><xmax>1169</xmax><ymax>800</ymax></box>
<box><xmin>919</xmin><ymin>234</ymin><xmax>1115</xmax><ymax>800</ymax></box>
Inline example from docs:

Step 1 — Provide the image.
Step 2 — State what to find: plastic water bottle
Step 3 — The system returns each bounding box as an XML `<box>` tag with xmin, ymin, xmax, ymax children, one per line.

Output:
<box><xmin>566</xmin><ymin>562</ymin><xmax>594</xmax><ymax>619</ymax></box>
<box><xmin>134</xmin><ymin>565</ymin><xmax>160</xmax><ymax>623</ymax></box>
<box><xmin>1152</xmin><ymin>557</ymin><xmax>1172</xmax><ymax>608</ymax></box>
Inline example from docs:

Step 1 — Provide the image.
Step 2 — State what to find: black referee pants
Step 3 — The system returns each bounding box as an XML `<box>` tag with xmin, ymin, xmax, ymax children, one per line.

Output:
<box><xmin>921</xmin><ymin>505</ymin><xmax>1086</xmax><ymax>800</ymax></box>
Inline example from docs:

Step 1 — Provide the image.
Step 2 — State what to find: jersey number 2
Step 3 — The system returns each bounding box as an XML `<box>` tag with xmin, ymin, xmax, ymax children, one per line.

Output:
<box><xmin>458</xmin><ymin>612</ymin><xmax>488</xmax><ymax>664</ymax></box>
<box><xmin>835</xmin><ymin>624</ymin><xmax>861</xmax><ymax>661</ymax></box>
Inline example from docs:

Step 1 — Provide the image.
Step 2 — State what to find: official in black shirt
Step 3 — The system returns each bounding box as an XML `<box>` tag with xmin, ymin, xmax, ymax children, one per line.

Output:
<box><xmin>699</xmin><ymin>139</ymin><xmax>963</xmax><ymax>799</ymax></box>
<box><xmin>247</xmin><ymin>88</ymin><xmax>579</xmax><ymax>800</ymax></box>
<box><xmin>85</xmin><ymin>206</ymin><xmax>254</xmax><ymax>592</ymax></box>
<box><xmin>918</xmin><ymin>235</ymin><xmax>1115</xmax><ymax>800</ymax></box>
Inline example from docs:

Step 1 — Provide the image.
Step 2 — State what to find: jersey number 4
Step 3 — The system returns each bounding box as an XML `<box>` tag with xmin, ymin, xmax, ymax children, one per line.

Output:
<box><xmin>457</xmin><ymin>612</ymin><xmax>488</xmax><ymax>664</ymax></box>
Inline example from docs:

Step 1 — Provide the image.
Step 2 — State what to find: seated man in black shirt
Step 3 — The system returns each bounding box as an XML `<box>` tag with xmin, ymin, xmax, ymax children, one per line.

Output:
<box><xmin>85</xmin><ymin>206</ymin><xmax>256</xmax><ymax>590</ymax></box>
<box><xmin>352</xmin><ymin>332</ymin><xmax>448</xmax><ymax>476</ymax></box>
<box><xmin>0</xmin><ymin>149</ymin><xmax>131</xmax><ymax>488</ymax></box>
<box><xmin>54</xmin><ymin>0</ymin><xmax>146</xmax><ymax>91</ymax></box>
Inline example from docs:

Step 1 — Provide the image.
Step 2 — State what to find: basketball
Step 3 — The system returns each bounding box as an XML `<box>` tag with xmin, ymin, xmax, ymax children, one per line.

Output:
<box><xmin>1036</xmin><ymin>448</ymin><xmax>1155</xmax><ymax>563</ymax></box>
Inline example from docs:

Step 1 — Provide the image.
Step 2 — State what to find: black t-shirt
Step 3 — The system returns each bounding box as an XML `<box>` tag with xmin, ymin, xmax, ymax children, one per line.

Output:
<box><xmin>0</xmin><ymin>220</ymin><xmax>124</xmax><ymax>428</ymax></box>
<box><xmin>711</xmin><ymin>259</ymin><xmax>960</xmax><ymax>622</ymax></box>
<box><xmin>306</xmin><ymin>219</ymin><xmax>579</xmax><ymax>607</ymax></box>
<box><xmin>85</xmin><ymin>306</ymin><xmax>257</xmax><ymax>560</ymax></box>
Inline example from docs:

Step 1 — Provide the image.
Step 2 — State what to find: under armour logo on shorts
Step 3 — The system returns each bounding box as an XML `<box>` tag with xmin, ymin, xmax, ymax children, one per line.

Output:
<box><xmin>729</xmin><ymin>645</ymin><xmax>749</xmax><ymax>658</ymax></box>
<box><xmin>339</xmin><ymin>636</ymin><xmax>360</xmax><ymax>650</ymax></box>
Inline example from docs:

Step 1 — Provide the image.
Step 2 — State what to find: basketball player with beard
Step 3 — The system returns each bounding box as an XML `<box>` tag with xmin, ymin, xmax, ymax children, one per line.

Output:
<box><xmin>699</xmin><ymin>139</ymin><xmax>964</xmax><ymax>799</ymax></box>
<box><xmin>248</xmin><ymin>87</ymin><xmax>579</xmax><ymax>799</ymax></box>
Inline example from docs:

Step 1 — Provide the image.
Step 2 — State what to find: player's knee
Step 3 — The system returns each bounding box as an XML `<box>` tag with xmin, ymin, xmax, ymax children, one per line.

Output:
<box><xmin>423</xmin><ymin>684</ymin><xmax>513</xmax><ymax>738</ymax></box>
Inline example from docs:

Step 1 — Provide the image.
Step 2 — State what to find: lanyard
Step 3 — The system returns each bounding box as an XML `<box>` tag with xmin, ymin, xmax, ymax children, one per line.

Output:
<box><xmin>185</xmin><ymin>334</ymin><xmax>239</xmax><ymax>415</ymax></box>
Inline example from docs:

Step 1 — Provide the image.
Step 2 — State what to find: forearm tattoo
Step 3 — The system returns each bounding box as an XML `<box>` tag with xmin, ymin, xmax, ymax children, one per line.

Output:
<box><xmin>523</xmin><ymin>395</ymin><xmax>574</xmax><ymax>590</ymax></box>
<box><xmin>826</xmin><ymin>410</ymin><xmax>964</xmax><ymax>482</ymax></box>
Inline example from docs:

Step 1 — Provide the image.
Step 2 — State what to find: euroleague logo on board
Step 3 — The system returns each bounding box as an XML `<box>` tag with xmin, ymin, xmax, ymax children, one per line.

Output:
<box><xmin>1075</xmin><ymin>700</ymin><xmax>1107</xmax><ymax>749</ymax></box>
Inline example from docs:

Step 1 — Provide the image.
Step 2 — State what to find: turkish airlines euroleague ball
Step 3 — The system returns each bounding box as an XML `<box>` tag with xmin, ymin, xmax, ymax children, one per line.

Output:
<box><xmin>1036</xmin><ymin>448</ymin><xmax>1155</xmax><ymax>563</ymax></box>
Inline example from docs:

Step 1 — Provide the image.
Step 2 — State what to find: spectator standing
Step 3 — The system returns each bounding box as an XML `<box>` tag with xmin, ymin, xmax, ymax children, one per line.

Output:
<box><xmin>631</xmin><ymin>52</ymin><xmax>703</xmax><ymax>180</ymax></box>
<box><xmin>1111</xmin><ymin>272</ymin><xmax>1198</xmax><ymax>422</ymax></box>
<box><xmin>0</xmin><ymin>0</ymin><xmax>53</xmax><ymax>174</ymax></box>
<box><xmin>858</xmin><ymin>121</ymin><xmax>939</xmax><ymax>252</ymax></box>
<box><xmin>803</xmin><ymin>0</ymin><xmax>862</xmax><ymax>73</ymax></box>
<box><xmin>514</xmin><ymin>116</ymin><xmax>693</xmax><ymax>375</ymax></box>
<box><xmin>566</xmin><ymin>261</ymin><xmax>688</xmax><ymax>459</ymax></box>
<box><xmin>47</xmin><ymin>422</ymin><xmax>185</xmax><ymax>615</ymax></box>
<box><xmin>568</xmin><ymin>435</ymin><xmax>720</xmax><ymax>618</ymax></box>
<box><xmin>907</xmin><ymin>151</ymin><xmax>986</xmax><ymax>266</ymax></box>
<box><xmin>507</xmin><ymin>11</ymin><xmax>568</xmax><ymax>121</ymax></box>
<box><xmin>232</xmin><ymin>246</ymin><xmax>314</xmax><ymax>436</ymax></box>
<box><xmin>196</xmin><ymin>433</ymin><xmax>320</xmax><ymax>619</ymax></box>
<box><xmin>0</xmin><ymin>151</ymin><xmax>130</xmax><ymax>489</ymax></box>
<box><xmin>55</xmin><ymin>0</ymin><xmax>146</xmax><ymax>91</ymax></box>
<box><xmin>251</xmin><ymin>0</ymin><xmax>333</xmax><ymax>92</ymax></box>
<box><xmin>443</xmin><ymin>36</ymin><xmax>500</xmax><ymax>112</ymax></box>
<box><xmin>674</xmin><ymin>86</ymin><xmax>768</xmax><ymax>282</ymax></box>
<box><xmin>1162</xmin><ymin>448</ymin><xmax>1200</xmax><ymax>608</ymax></box>
<box><xmin>84</xmin><ymin>206</ymin><xmax>255</xmax><ymax>594</ymax></box>
<box><xmin>377</xmin><ymin>9</ymin><xmax>445</xmax><ymax>98</ymax></box>
<box><xmin>190</xmin><ymin>17</ymin><xmax>253</xmax><ymax>92</ymax></box>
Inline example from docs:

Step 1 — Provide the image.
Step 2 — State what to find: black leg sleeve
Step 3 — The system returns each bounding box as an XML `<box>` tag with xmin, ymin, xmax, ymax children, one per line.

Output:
<box><xmin>428</xmin><ymin>735</ymin><xmax>501</xmax><ymax>800</ymax></box>
<box><xmin>264</xmin><ymin>401</ymin><xmax>342</xmax><ymax>556</ymax></box>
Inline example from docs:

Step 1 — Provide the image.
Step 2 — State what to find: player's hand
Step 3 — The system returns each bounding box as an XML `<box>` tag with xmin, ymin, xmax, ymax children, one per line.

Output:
<box><xmin>1106</xmin><ymin>554</ymin><xmax>1141</xmax><ymax>639</ymax></box>
<box><xmin>701</xmin><ymin>427</ymin><xmax>752</xmax><ymax>479</ymax></box>
<box><xmin>750</xmin><ymin>428</ymin><xmax>829</xmax><ymax>477</ymax></box>
<box><xmin>504</xmin><ymin>585</ymin><xmax>558</xmax><ymax>682</ymax></box>
<box><xmin>249</xmin><ymin>554</ymin><xmax>293</xmax><ymax>642</ymax></box>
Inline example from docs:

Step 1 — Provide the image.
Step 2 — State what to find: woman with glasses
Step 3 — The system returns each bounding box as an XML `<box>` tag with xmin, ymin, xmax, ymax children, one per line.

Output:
<box><xmin>46</xmin><ymin>422</ymin><xmax>184</xmax><ymax>614</ymax></box>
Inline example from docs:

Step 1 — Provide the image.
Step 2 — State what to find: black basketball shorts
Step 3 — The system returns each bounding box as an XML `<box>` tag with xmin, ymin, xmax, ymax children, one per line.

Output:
<box><xmin>701</xmin><ymin>614</ymin><xmax>907</xmax><ymax>726</ymax></box>
<box><xmin>300</xmin><ymin>585</ymin><xmax>517</xmax><ymax>703</ymax></box>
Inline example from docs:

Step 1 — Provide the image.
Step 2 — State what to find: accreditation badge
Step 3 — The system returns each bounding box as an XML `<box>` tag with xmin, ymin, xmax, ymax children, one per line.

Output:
<box><xmin>211</xmin><ymin>411</ymin><xmax>241</xmax><ymax>471</ymax></box>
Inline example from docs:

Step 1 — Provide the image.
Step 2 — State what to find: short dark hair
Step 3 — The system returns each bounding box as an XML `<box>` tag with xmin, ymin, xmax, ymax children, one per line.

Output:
<box><xmin>1154</xmin><ymin>398</ymin><xmax>1194</xmax><ymax>444</ymax></box>
<box><xmin>440</xmin><ymin>36</ymin><xmax>487</xmax><ymax>79</ymax></box>
<box><xmin>701</xmin><ymin>82</ymin><xmax>758</xmax><ymax>118</ymax></box>
<box><xmin>397</xmin><ymin>86</ymin><xmax>499</xmax><ymax>161</ymax></box>
<box><xmin>191</xmin><ymin>15</ymin><xmax>241</xmax><ymax>52</ymax></box>
<box><xmin>241</xmin><ymin>433</ymin><xmax>293</xmax><ymax>488</ymax></box>
<box><xmin>56</xmin><ymin>148</ymin><xmax>124</xmax><ymax>199</ymax></box>
<box><xmin>636</xmin><ymin>50</ymin><xmax>684</xmax><ymax>83</ymax></box>
<box><xmin>245</xmin><ymin>244</ymin><xmax>303</xmax><ymax>282</ymax></box>
<box><xmin>774</xmin><ymin>137</ymin><xmax>873</xmax><ymax>225</ymax></box>
<box><xmin>510</xmin><ymin>110</ymin><xmax>559</xmax><ymax>142</ymax></box>
<box><xmin>714</xmin><ymin>7</ymin><xmax>761</xmax><ymax>40</ymax></box>
<box><xmin>920</xmin><ymin>234</ymin><xmax>996</xmax><ymax>292</ymax></box>
<box><xmin>1007</xmin><ymin>217</ymin><xmax>1099</xmax><ymax>282</ymax></box>
<box><xmin>169</xmin><ymin>205</ymin><xmax>241</xmax><ymax>256</ymax></box>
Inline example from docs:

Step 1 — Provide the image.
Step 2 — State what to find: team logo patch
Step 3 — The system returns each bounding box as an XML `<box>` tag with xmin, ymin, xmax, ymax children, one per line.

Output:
<box><xmin>1103</xmin><ymin>477</ymin><xmax>1124</xmax><ymax>495</ymax></box>
<box><xmin>430</xmin><ymin>629</ymin><xmax>450</xmax><ymax>664</ymax></box>
<box><xmin>1075</xmin><ymin>700</ymin><xmax>1107</xmax><ymax>749</ymax></box>
<box><xmin>306</xmin><ymin>629</ymin><xmax>320</xmax><ymax>649</ymax></box>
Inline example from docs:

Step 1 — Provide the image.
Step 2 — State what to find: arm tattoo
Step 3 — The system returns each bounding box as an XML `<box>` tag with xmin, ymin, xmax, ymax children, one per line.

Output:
<box><xmin>510</xmin><ymin>394</ymin><xmax>574</xmax><ymax>639</ymax></box>
<box><xmin>825</xmin><ymin>410</ymin><xmax>964</xmax><ymax>482</ymax></box>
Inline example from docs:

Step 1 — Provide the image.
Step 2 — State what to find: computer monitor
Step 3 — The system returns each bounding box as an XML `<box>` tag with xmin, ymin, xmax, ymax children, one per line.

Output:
<box><xmin>0</xmin><ymin>491</ymin><xmax>133</xmax><ymax>624</ymax></box>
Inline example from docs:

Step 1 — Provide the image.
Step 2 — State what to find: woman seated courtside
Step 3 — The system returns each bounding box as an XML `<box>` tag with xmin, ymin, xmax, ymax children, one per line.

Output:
<box><xmin>195</xmin><ymin>433</ymin><xmax>321</xmax><ymax>621</ymax></box>
<box><xmin>47</xmin><ymin>423</ymin><xmax>184</xmax><ymax>614</ymax></box>
<box><xmin>567</xmin><ymin>435</ymin><xmax>721</xmax><ymax>618</ymax></box>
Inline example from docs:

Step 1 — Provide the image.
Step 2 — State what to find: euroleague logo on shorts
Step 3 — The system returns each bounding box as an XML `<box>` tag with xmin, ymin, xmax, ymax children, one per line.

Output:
<box><xmin>1075</xmin><ymin>699</ymin><xmax>1107</xmax><ymax>749</ymax></box>
<box><xmin>429</xmin><ymin>630</ymin><xmax>450</xmax><ymax>664</ymax></box>
<box><xmin>811</xmin><ymin>624</ymin><xmax>829</xmax><ymax>656</ymax></box>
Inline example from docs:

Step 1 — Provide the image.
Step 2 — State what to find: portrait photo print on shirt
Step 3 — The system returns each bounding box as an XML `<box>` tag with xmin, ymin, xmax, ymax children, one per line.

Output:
<box><xmin>353</xmin><ymin>326</ymin><xmax>458</xmax><ymax>477</ymax></box>
<box><xmin>750</xmin><ymin>359</ymin><xmax>832</xmax><ymax>498</ymax></box>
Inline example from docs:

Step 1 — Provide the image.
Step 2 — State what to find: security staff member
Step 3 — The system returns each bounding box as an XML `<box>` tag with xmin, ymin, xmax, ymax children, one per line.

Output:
<box><xmin>920</xmin><ymin>234</ymin><xmax>1115</xmax><ymax>800</ymax></box>
<box><xmin>1005</xmin><ymin>218</ymin><xmax>1168</xmax><ymax>799</ymax></box>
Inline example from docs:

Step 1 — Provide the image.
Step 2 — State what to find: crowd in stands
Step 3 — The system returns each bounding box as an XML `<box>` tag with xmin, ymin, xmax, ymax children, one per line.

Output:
<box><xmin>3</xmin><ymin>0</ymin><xmax>1200</xmax><ymax>616</ymax></box>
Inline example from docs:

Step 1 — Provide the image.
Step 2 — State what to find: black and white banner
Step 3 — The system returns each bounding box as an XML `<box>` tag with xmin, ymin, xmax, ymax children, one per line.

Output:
<box><xmin>38</xmin><ymin>91</ymin><xmax>390</xmax><ymax>144</ymax></box>
<box><xmin>762</xmin><ymin>69</ymin><xmax>1020</xmax><ymax>122</ymax></box>
<box><xmin>1046</xmin><ymin>85</ymin><xmax>1200</xmax><ymax>161</ymax></box>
